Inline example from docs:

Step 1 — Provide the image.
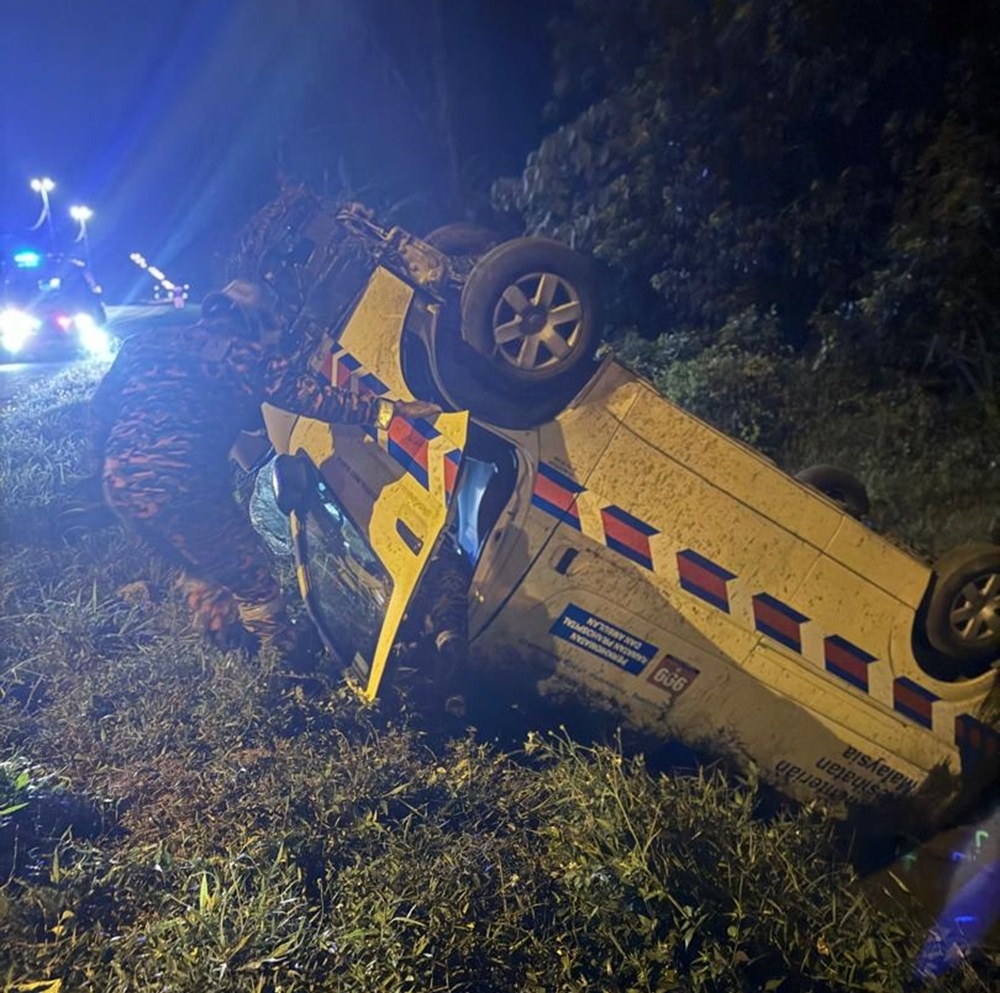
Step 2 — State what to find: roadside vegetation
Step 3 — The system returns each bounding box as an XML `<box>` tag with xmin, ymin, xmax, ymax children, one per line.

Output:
<box><xmin>1</xmin><ymin>363</ymin><xmax>997</xmax><ymax>993</ymax></box>
<box><xmin>492</xmin><ymin>0</ymin><xmax>1000</xmax><ymax>556</ymax></box>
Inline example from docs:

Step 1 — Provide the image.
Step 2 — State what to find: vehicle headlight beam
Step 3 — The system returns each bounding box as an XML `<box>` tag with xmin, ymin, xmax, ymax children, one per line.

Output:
<box><xmin>0</xmin><ymin>309</ymin><xmax>41</xmax><ymax>354</ymax></box>
<box><xmin>73</xmin><ymin>312</ymin><xmax>111</xmax><ymax>357</ymax></box>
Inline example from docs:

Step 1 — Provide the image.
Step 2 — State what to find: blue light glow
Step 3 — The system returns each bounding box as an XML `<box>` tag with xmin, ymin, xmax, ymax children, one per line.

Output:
<box><xmin>13</xmin><ymin>250</ymin><xmax>42</xmax><ymax>269</ymax></box>
<box><xmin>916</xmin><ymin>803</ymin><xmax>1000</xmax><ymax>980</ymax></box>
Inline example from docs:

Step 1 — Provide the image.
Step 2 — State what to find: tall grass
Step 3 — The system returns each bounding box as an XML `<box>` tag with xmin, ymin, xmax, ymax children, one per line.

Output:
<box><xmin>1</xmin><ymin>363</ymin><xmax>996</xmax><ymax>991</ymax></box>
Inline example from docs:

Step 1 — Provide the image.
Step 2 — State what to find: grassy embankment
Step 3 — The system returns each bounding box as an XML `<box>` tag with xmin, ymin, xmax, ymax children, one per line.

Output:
<box><xmin>1</xmin><ymin>361</ymin><xmax>997</xmax><ymax>992</ymax></box>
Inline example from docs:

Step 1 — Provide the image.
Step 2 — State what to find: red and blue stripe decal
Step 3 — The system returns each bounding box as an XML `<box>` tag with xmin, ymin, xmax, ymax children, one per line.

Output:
<box><xmin>676</xmin><ymin>549</ymin><xmax>736</xmax><ymax>612</ymax></box>
<box><xmin>321</xmin><ymin>349</ymin><xmax>362</xmax><ymax>389</ymax></box>
<box><xmin>753</xmin><ymin>593</ymin><xmax>810</xmax><ymax>652</ymax></box>
<box><xmin>531</xmin><ymin>462</ymin><xmax>583</xmax><ymax>530</ymax></box>
<box><xmin>600</xmin><ymin>505</ymin><xmax>658</xmax><ymax>571</ymax></box>
<box><xmin>893</xmin><ymin>676</ymin><xmax>939</xmax><ymax>729</ymax></box>
<box><xmin>529</xmin><ymin>463</ymin><xmax>659</xmax><ymax>569</ymax></box>
<box><xmin>319</xmin><ymin>348</ymin><xmax>386</xmax><ymax>396</ymax></box>
<box><xmin>955</xmin><ymin>714</ymin><xmax>1000</xmax><ymax>772</ymax></box>
<box><xmin>359</xmin><ymin>370</ymin><xmax>390</xmax><ymax>397</ymax></box>
<box><xmin>677</xmin><ymin>550</ymin><xmax>993</xmax><ymax>753</ymax></box>
<box><xmin>824</xmin><ymin>635</ymin><xmax>877</xmax><ymax>692</ymax></box>
<box><xmin>443</xmin><ymin>449</ymin><xmax>461</xmax><ymax>498</ymax></box>
<box><xmin>386</xmin><ymin>416</ymin><xmax>439</xmax><ymax>489</ymax></box>
<box><xmin>337</xmin><ymin>351</ymin><xmax>362</xmax><ymax>388</ymax></box>
<box><xmin>318</xmin><ymin>346</ymin><xmax>445</xmax><ymax>492</ymax></box>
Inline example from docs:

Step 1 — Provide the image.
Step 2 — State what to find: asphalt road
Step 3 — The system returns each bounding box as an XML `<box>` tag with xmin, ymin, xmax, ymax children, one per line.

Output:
<box><xmin>0</xmin><ymin>303</ymin><xmax>200</xmax><ymax>405</ymax></box>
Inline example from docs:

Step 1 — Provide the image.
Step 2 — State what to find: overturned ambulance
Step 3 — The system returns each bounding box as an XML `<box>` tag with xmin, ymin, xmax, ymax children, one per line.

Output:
<box><xmin>237</xmin><ymin>188</ymin><xmax>1000</xmax><ymax>834</ymax></box>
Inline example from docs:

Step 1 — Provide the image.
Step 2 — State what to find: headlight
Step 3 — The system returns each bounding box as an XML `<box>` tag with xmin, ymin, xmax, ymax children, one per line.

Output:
<box><xmin>0</xmin><ymin>309</ymin><xmax>41</xmax><ymax>354</ymax></box>
<box><xmin>73</xmin><ymin>312</ymin><xmax>111</xmax><ymax>357</ymax></box>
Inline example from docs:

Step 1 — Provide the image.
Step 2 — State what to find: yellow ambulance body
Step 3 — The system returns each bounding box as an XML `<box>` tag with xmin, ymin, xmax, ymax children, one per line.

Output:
<box><xmin>259</xmin><ymin>258</ymin><xmax>999</xmax><ymax>832</ymax></box>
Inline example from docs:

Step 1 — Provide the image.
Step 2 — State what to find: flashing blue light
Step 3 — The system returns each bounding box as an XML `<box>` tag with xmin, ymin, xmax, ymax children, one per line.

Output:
<box><xmin>13</xmin><ymin>250</ymin><xmax>42</xmax><ymax>269</ymax></box>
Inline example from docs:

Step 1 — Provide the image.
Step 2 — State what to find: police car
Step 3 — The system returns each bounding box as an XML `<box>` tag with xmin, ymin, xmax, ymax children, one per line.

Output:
<box><xmin>247</xmin><ymin>189</ymin><xmax>1000</xmax><ymax>832</ymax></box>
<box><xmin>0</xmin><ymin>249</ymin><xmax>110</xmax><ymax>361</ymax></box>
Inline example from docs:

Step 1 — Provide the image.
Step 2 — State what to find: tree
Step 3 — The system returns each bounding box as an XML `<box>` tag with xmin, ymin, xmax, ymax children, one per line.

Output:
<box><xmin>494</xmin><ymin>0</ymin><xmax>999</xmax><ymax>410</ymax></box>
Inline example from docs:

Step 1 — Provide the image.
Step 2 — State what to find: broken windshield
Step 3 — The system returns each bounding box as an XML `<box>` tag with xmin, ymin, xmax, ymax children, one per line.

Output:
<box><xmin>301</xmin><ymin>478</ymin><xmax>394</xmax><ymax>678</ymax></box>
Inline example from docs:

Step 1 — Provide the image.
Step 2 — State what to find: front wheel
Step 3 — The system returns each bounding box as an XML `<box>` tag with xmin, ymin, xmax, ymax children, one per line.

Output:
<box><xmin>460</xmin><ymin>237</ymin><xmax>600</xmax><ymax>389</ymax></box>
<box><xmin>794</xmin><ymin>465</ymin><xmax>870</xmax><ymax>520</ymax></box>
<box><xmin>924</xmin><ymin>542</ymin><xmax>1000</xmax><ymax>671</ymax></box>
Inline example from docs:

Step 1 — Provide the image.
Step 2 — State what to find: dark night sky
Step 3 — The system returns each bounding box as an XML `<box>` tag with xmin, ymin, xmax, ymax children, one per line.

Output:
<box><xmin>0</xmin><ymin>0</ymin><xmax>557</xmax><ymax>300</ymax></box>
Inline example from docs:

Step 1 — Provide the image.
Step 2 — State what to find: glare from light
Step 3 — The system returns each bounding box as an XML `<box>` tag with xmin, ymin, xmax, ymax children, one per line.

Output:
<box><xmin>13</xmin><ymin>250</ymin><xmax>41</xmax><ymax>268</ymax></box>
<box><xmin>70</xmin><ymin>204</ymin><xmax>94</xmax><ymax>253</ymax></box>
<box><xmin>29</xmin><ymin>177</ymin><xmax>57</xmax><ymax>242</ymax></box>
<box><xmin>916</xmin><ymin>802</ymin><xmax>1000</xmax><ymax>979</ymax></box>
<box><xmin>0</xmin><ymin>309</ymin><xmax>41</xmax><ymax>353</ymax></box>
<box><xmin>74</xmin><ymin>313</ymin><xmax>111</xmax><ymax>357</ymax></box>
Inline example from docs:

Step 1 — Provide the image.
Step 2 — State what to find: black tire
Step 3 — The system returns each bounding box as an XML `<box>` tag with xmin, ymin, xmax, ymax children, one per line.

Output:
<box><xmin>423</xmin><ymin>223</ymin><xmax>501</xmax><ymax>258</ymax></box>
<box><xmin>459</xmin><ymin>237</ymin><xmax>600</xmax><ymax>388</ymax></box>
<box><xmin>794</xmin><ymin>465</ymin><xmax>870</xmax><ymax>519</ymax></box>
<box><xmin>425</xmin><ymin>318</ymin><xmax>583</xmax><ymax>430</ymax></box>
<box><xmin>925</xmin><ymin>543</ymin><xmax>1000</xmax><ymax>666</ymax></box>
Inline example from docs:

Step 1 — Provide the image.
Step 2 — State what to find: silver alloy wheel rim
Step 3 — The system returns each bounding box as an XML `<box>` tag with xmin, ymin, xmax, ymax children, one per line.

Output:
<box><xmin>949</xmin><ymin>570</ymin><xmax>1000</xmax><ymax>645</ymax></box>
<box><xmin>490</xmin><ymin>271</ymin><xmax>583</xmax><ymax>372</ymax></box>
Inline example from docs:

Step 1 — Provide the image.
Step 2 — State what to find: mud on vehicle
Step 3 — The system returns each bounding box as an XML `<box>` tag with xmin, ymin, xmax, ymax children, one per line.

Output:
<box><xmin>236</xmin><ymin>185</ymin><xmax>1000</xmax><ymax>837</ymax></box>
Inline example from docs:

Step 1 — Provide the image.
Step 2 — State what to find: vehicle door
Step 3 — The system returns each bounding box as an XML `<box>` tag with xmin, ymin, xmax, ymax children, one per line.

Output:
<box><xmin>277</xmin><ymin>407</ymin><xmax>470</xmax><ymax>702</ymax></box>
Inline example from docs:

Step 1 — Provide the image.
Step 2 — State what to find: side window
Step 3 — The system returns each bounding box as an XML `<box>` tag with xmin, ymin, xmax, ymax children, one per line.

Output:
<box><xmin>451</xmin><ymin>426</ymin><xmax>518</xmax><ymax>563</ymax></box>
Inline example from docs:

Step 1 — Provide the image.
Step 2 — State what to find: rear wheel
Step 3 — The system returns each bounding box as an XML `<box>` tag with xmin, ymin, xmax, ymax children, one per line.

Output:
<box><xmin>794</xmin><ymin>465</ymin><xmax>870</xmax><ymax>520</ymax></box>
<box><xmin>427</xmin><ymin>317</ymin><xmax>579</xmax><ymax>430</ymax></box>
<box><xmin>924</xmin><ymin>543</ymin><xmax>1000</xmax><ymax>671</ymax></box>
<box><xmin>427</xmin><ymin>237</ymin><xmax>602</xmax><ymax>429</ymax></box>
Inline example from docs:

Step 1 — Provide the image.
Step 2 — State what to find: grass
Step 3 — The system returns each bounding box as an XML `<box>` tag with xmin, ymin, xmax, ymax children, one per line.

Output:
<box><xmin>1</xmin><ymin>361</ymin><xmax>998</xmax><ymax>991</ymax></box>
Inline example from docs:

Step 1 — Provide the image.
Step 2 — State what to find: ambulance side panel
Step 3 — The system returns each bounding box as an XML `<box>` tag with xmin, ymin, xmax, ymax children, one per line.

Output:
<box><xmin>475</xmin><ymin>369</ymin><xmax>981</xmax><ymax>815</ymax></box>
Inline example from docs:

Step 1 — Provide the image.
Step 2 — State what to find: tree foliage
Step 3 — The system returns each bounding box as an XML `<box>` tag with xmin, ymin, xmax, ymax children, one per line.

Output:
<box><xmin>494</xmin><ymin>0</ymin><xmax>1000</xmax><ymax>462</ymax></box>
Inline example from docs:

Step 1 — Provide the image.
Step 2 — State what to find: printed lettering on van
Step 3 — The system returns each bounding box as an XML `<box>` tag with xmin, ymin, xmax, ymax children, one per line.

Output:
<box><xmin>774</xmin><ymin>745</ymin><xmax>918</xmax><ymax>803</ymax></box>
<box><xmin>646</xmin><ymin>654</ymin><xmax>700</xmax><ymax>704</ymax></box>
<box><xmin>550</xmin><ymin>604</ymin><xmax>659</xmax><ymax>675</ymax></box>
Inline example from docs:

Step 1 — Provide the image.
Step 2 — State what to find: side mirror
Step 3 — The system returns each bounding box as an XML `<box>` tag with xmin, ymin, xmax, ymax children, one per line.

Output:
<box><xmin>271</xmin><ymin>453</ymin><xmax>312</xmax><ymax>516</ymax></box>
